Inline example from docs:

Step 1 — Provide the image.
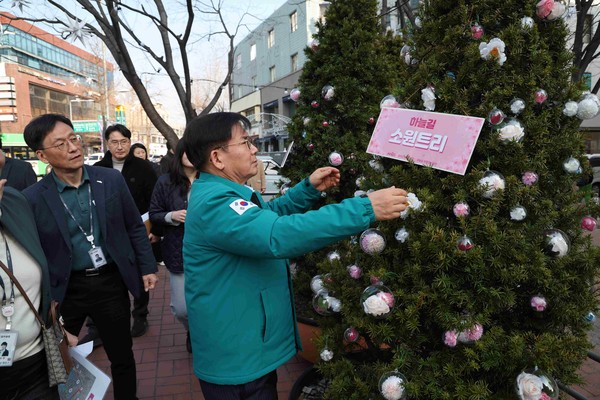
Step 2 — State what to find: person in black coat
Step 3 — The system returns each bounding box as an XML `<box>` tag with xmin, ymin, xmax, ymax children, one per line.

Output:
<box><xmin>93</xmin><ymin>124</ymin><xmax>159</xmax><ymax>338</ymax></box>
<box><xmin>149</xmin><ymin>140</ymin><xmax>197</xmax><ymax>352</ymax></box>
<box><xmin>0</xmin><ymin>138</ymin><xmax>37</xmax><ymax>190</ymax></box>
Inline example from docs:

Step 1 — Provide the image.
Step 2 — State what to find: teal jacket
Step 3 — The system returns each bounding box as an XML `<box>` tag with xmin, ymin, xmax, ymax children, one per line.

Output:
<box><xmin>183</xmin><ymin>173</ymin><xmax>376</xmax><ymax>385</ymax></box>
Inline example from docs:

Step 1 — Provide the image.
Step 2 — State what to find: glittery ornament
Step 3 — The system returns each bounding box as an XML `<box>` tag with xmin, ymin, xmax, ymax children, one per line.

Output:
<box><xmin>510</xmin><ymin>205</ymin><xmax>527</xmax><ymax>221</ymax></box>
<box><xmin>307</xmin><ymin>143</ymin><xmax>315</xmax><ymax>151</ymax></box>
<box><xmin>534</xmin><ymin>89</ymin><xmax>548</xmax><ymax>104</ymax></box>
<box><xmin>521</xmin><ymin>16</ymin><xmax>534</xmax><ymax>28</ymax></box>
<box><xmin>488</xmin><ymin>108</ymin><xmax>506</xmax><ymax>125</ymax></box>
<box><xmin>327</xmin><ymin>251</ymin><xmax>340</xmax><ymax>262</ymax></box>
<box><xmin>347</xmin><ymin>264</ymin><xmax>362</xmax><ymax>279</ymax></box>
<box><xmin>515</xmin><ymin>367</ymin><xmax>559</xmax><ymax>400</ymax></box>
<box><xmin>394</xmin><ymin>227</ymin><xmax>409</xmax><ymax>243</ymax></box>
<box><xmin>457</xmin><ymin>235</ymin><xmax>474</xmax><ymax>251</ymax></box>
<box><xmin>290</xmin><ymin>88</ymin><xmax>301</xmax><ymax>102</ymax></box>
<box><xmin>543</xmin><ymin>229</ymin><xmax>570</xmax><ymax>257</ymax></box>
<box><xmin>368</xmin><ymin>117</ymin><xmax>376</xmax><ymax>125</ymax></box>
<box><xmin>362</xmin><ymin>285</ymin><xmax>395</xmax><ymax>317</ymax></box>
<box><xmin>536</xmin><ymin>0</ymin><xmax>568</xmax><ymax>21</ymax></box>
<box><xmin>359</xmin><ymin>228</ymin><xmax>386</xmax><ymax>255</ymax></box>
<box><xmin>328</xmin><ymin>151</ymin><xmax>344</xmax><ymax>166</ymax></box>
<box><xmin>313</xmin><ymin>291</ymin><xmax>341</xmax><ymax>315</ymax></box>
<box><xmin>380</xmin><ymin>94</ymin><xmax>400</xmax><ymax>109</ymax></box>
<box><xmin>344</xmin><ymin>327</ymin><xmax>360</xmax><ymax>342</ymax></box>
<box><xmin>322</xmin><ymin>121</ymin><xmax>329</xmax><ymax>127</ymax></box>
<box><xmin>471</xmin><ymin>22</ymin><xmax>484</xmax><ymax>39</ymax></box>
<box><xmin>453</xmin><ymin>202</ymin><xmax>470</xmax><ymax>217</ymax></box>
<box><xmin>522</xmin><ymin>171</ymin><xmax>539</xmax><ymax>186</ymax></box>
<box><xmin>479</xmin><ymin>170</ymin><xmax>505</xmax><ymax>198</ymax></box>
<box><xmin>321</xmin><ymin>85</ymin><xmax>335</xmax><ymax>101</ymax></box>
<box><xmin>320</xmin><ymin>348</ymin><xmax>333</xmax><ymax>361</ymax></box>
<box><xmin>510</xmin><ymin>98</ymin><xmax>526</xmax><ymax>114</ymax></box>
<box><xmin>310</xmin><ymin>100</ymin><xmax>319</xmax><ymax>108</ymax></box>
<box><xmin>531</xmin><ymin>295</ymin><xmax>547</xmax><ymax>312</ymax></box>
<box><xmin>581</xmin><ymin>216</ymin><xmax>597</xmax><ymax>231</ymax></box>
<box><xmin>379</xmin><ymin>371</ymin><xmax>407</xmax><ymax>400</ymax></box>
<box><xmin>369</xmin><ymin>159</ymin><xmax>384</xmax><ymax>172</ymax></box>
<box><xmin>562</xmin><ymin>156</ymin><xmax>581</xmax><ymax>174</ymax></box>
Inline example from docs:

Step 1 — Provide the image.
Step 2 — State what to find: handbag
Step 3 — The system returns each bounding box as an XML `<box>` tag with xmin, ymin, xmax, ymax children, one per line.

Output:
<box><xmin>0</xmin><ymin>260</ymin><xmax>73</xmax><ymax>386</ymax></box>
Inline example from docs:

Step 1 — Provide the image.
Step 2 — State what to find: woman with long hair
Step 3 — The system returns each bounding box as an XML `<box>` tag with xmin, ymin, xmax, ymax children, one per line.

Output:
<box><xmin>148</xmin><ymin>140</ymin><xmax>197</xmax><ymax>352</ymax></box>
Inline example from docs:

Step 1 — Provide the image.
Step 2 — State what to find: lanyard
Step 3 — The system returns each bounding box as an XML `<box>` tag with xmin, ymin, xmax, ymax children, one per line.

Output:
<box><xmin>0</xmin><ymin>227</ymin><xmax>15</xmax><ymax>307</ymax></box>
<box><xmin>58</xmin><ymin>184</ymin><xmax>96</xmax><ymax>248</ymax></box>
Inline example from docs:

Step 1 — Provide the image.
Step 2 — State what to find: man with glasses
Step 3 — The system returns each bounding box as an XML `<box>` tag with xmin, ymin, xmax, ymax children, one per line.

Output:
<box><xmin>21</xmin><ymin>113</ymin><xmax>158</xmax><ymax>399</ymax></box>
<box><xmin>94</xmin><ymin>124</ymin><xmax>159</xmax><ymax>338</ymax></box>
<box><xmin>182</xmin><ymin>112</ymin><xmax>410</xmax><ymax>399</ymax></box>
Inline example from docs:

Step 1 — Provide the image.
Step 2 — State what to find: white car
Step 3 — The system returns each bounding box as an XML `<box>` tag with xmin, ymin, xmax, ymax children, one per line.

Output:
<box><xmin>84</xmin><ymin>152</ymin><xmax>104</xmax><ymax>166</ymax></box>
<box><xmin>257</xmin><ymin>155</ymin><xmax>290</xmax><ymax>198</ymax></box>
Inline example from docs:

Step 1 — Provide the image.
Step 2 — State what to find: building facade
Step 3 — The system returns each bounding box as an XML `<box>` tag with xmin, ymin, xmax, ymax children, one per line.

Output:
<box><xmin>230</xmin><ymin>0</ymin><xmax>412</xmax><ymax>157</ymax></box>
<box><xmin>0</xmin><ymin>12</ymin><xmax>114</xmax><ymax>173</ymax></box>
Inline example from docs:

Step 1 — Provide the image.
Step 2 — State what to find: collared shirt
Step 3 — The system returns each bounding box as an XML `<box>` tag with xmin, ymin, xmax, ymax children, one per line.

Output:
<box><xmin>52</xmin><ymin>169</ymin><xmax>111</xmax><ymax>271</ymax></box>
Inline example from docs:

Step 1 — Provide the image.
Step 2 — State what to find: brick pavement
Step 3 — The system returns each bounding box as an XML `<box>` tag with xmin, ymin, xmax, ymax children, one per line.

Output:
<box><xmin>86</xmin><ymin>263</ymin><xmax>599</xmax><ymax>400</ymax></box>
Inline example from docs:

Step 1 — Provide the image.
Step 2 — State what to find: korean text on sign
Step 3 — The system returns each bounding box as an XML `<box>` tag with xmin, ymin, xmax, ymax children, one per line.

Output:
<box><xmin>389</xmin><ymin>128</ymin><xmax>448</xmax><ymax>153</ymax></box>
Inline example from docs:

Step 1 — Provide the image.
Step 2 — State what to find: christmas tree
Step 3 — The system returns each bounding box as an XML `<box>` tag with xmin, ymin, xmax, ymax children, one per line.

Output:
<box><xmin>284</xmin><ymin>0</ymin><xmax>600</xmax><ymax>399</ymax></box>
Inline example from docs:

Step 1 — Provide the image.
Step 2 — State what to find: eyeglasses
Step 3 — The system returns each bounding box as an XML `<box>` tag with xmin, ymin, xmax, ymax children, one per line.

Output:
<box><xmin>108</xmin><ymin>138</ymin><xmax>130</xmax><ymax>148</ymax></box>
<box><xmin>218</xmin><ymin>138</ymin><xmax>256</xmax><ymax>151</ymax></box>
<box><xmin>40</xmin><ymin>135</ymin><xmax>82</xmax><ymax>152</ymax></box>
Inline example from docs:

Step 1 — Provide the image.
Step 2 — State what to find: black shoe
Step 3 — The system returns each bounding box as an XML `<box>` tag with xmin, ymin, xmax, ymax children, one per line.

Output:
<box><xmin>186</xmin><ymin>331</ymin><xmax>192</xmax><ymax>353</ymax></box>
<box><xmin>131</xmin><ymin>318</ymin><xmax>148</xmax><ymax>337</ymax></box>
<box><xmin>80</xmin><ymin>330</ymin><xmax>103</xmax><ymax>348</ymax></box>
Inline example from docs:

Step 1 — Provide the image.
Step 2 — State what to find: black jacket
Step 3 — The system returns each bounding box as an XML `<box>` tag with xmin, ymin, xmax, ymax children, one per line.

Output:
<box><xmin>1</xmin><ymin>156</ymin><xmax>37</xmax><ymax>191</ymax></box>
<box><xmin>148</xmin><ymin>175</ymin><xmax>187</xmax><ymax>273</ymax></box>
<box><xmin>94</xmin><ymin>152</ymin><xmax>158</xmax><ymax>214</ymax></box>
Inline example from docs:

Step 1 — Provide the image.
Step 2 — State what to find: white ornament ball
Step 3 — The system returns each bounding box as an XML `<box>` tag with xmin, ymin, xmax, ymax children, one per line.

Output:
<box><xmin>563</xmin><ymin>101</ymin><xmax>578</xmax><ymax>117</ymax></box>
<box><xmin>521</xmin><ymin>16</ymin><xmax>534</xmax><ymax>28</ymax></box>
<box><xmin>510</xmin><ymin>205</ymin><xmax>527</xmax><ymax>221</ymax></box>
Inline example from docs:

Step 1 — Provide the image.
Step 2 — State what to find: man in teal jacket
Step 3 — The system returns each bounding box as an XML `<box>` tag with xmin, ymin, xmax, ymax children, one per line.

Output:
<box><xmin>182</xmin><ymin>112</ymin><xmax>409</xmax><ymax>400</ymax></box>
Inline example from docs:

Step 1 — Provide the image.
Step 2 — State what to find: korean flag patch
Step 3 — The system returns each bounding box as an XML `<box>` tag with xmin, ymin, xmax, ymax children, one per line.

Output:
<box><xmin>229</xmin><ymin>199</ymin><xmax>258</xmax><ymax>215</ymax></box>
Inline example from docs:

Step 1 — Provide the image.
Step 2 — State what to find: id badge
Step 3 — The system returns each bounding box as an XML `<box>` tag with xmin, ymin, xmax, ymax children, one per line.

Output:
<box><xmin>0</xmin><ymin>331</ymin><xmax>18</xmax><ymax>367</ymax></box>
<box><xmin>89</xmin><ymin>246</ymin><xmax>107</xmax><ymax>268</ymax></box>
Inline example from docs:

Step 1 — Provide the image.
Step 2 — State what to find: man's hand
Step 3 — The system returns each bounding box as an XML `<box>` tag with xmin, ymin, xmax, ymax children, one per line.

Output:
<box><xmin>172</xmin><ymin>209</ymin><xmax>187</xmax><ymax>223</ymax></box>
<box><xmin>309</xmin><ymin>167</ymin><xmax>340</xmax><ymax>191</ymax></box>
<box><xmin>143</xmin><ymin>273</ymin><xmax>159</xmax><ymax>292</ymax></box>
<box><xmin>367</xmin><ymin>187</ymin><xmax>409</xmax><ymax>221</ymax></box>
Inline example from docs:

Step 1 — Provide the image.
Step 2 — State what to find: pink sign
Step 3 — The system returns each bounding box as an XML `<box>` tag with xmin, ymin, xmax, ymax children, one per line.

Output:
<box><xmin>367</xmin><ymin>108</ymin><xmax>485</xmax><ymax>175</ymax></box>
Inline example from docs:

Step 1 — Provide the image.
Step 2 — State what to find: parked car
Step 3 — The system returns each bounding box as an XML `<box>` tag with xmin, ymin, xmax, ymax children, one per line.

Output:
<box><xmin>257</xmin><ymin>155</ymin><xmax>290</xmax><ymax>199</ymax></box>
<box><xmin>84</xmin><ymin>152</ymin><xmax>104</xmax><ymax>166</ymax></box>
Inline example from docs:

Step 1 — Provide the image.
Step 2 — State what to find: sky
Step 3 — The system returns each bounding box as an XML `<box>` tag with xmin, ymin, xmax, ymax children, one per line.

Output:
<box><xmin>2</xmin><ymin>0</ymin><xmax>290</xmax><ymax>125</ymax></box>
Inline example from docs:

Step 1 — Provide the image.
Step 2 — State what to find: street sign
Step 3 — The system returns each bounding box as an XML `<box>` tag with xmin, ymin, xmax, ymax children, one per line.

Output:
<box><xmin>73</xmin><ymin>120</ymin><xmax>101</xmax><ymax>133</ymax></box>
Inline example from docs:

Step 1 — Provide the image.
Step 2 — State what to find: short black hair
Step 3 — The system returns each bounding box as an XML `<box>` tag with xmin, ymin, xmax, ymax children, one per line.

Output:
<box><xmin>0</xmin><ymin>342</ymin><xmax>7</xmax><ymax>346</ymax></box>
<box><xmin>104</xmin><ymin>124</ymin><xmax>132</xmax><ymax>141</ymax></box>
<box><xmin>182</xmin><ymin>112</ymin><xmax>251</xmax><ymax>171</ymax></box>
<box><xmin>24</xmin><ymin>114</ymin><xmax>74</xmax><ymax>151</ymax></box>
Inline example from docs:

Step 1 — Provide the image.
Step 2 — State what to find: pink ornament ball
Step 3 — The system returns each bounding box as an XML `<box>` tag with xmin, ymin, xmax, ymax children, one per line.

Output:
<box><xmin>370</xmin><ymin>276</ymin><xmax>383</xmax><ymax>285</ymax></box>
<box><xmin>347</xmin><ymin>264</ymin><xmax>363</xmax><ymax>279</ymax></box>
<box><xmin>368</xmin><ymin>117</ymin><xmax>375</xmax><ymax>125</ymax></box>
<box><xmin>471</xmin><ymin>23</ymin><xmax>484</xmax><ymax>39</ymax></box>
<box><xmin>344</xmin><ymin>327</ymin><xmax>360</xmax><ymax>342</ymax></box>
<box><xmin>453</xmin><ymin>202</ymin><xmax>470</xmax><ymax>217</ymax></box>
<box><xmin>488</xmin><ymin>108</ymin><xmax>506</xmax><ymax>125</ymax></box>
<box><xmin>307</xmin><ymin>143</ymin><xmax>315</xmax><ymax>151</ymax></box>
<box><xmin>311</xmin><ymin>100</ymin><xmax>319</xmax><ymax>108</ymax></box>
<box><xmin>443</xmin><ymin>330</ymin><xmax>458</xmax><ymax>347</ymax></box>
<box><xmin>581</xmin><ymin>216</ymin><xmax>597</xmax><ymax>231</ymax></box>
<box><xmin>521</xmin><ymin>171</ymin><xmax>539</xmax><ymax>186</ymax></box>
<box><xmin>466</xmin><ymin>324</ymin><xmax>483</xmax><ymax>341</ymax></box>
<box><xmin>322</xmin><ymin>121</ymin><xmax>329</xmax><ymax>127</ymax></box>
<box><xmin>328</xmin><ymin>151</ymin><xmax>344</xmax><ymax>167</ymax></box>
<box><xmin>531</xmin><ymin>295</ymin><xmax>547</xmax><ymax>312</ymax></box>
<box><xmin>534</xmin><ymin>89</ymin><xmax>548</xmax><ymax>104</ymax></box>
<box><xmin>290</xmin><ymin>88</ymin><xmax>301</xmax><ymax>102</ymax></box>
<box><xmin>457</xmin><ymin>235</ymin><xmax>474</xmax><ymax>251</ymax></box>
<box><xmin>377</xmin><ymin>291</ymin><xmax>395</xmax><ymax>308</ymax></box>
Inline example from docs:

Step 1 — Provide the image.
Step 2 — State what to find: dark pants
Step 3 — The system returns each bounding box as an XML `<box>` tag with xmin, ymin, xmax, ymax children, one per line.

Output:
<box><xmin>132</xmin><ymin>287</ymin><xmax>149</xmax><ymax>320</ymax></box>
<box><xmin>0</xmin><ymin>350</ymin><xmax>59</xmax><ymax>400</ymax></box>
<box><xmin>199</xmin><ymin>370</ymin><xmax>278</xmax><ymax>400</ymax></box>
<box><xmin>61</xmin><ymin>264</ymin><xmax>138</xmax><ymax>400</ymax></box>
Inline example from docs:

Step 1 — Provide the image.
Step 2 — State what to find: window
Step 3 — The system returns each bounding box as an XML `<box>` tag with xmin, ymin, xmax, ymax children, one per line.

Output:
<box><xmin>236</xmin><ymin>54</ymin><xmax>242</xmax><ymax>70</ymax></box>
<box><xmin>268</xmin><ymin>29</ymin><xmax>275</xmax><ymax>48</ymax></box>
<box><xmin>251</xmin><ymin>76</ymin><xmax>256</xmax><ymax>90</ymax></box>
<box><xmin>291</xmin><ymin>53</ymin><xmax>298</xmax><ymax>72</ymax></box>
<box><xmin>290</xmin><ymin>11</ymin><xmax>298</xmax><ymax>32</ymax></box>
<box><xmin>269</xmin><ymin>66</ymin><xmax>276</xmax><ymax>83</ymax></box>
<box><xmin>250</xmin><ymin>43</ymin><xmax>256</xmax><ymax>61</ymax></box>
